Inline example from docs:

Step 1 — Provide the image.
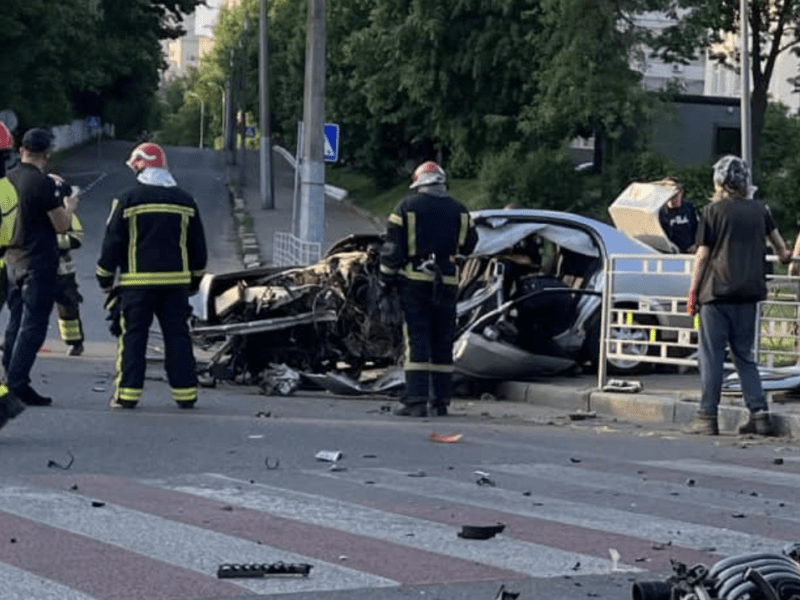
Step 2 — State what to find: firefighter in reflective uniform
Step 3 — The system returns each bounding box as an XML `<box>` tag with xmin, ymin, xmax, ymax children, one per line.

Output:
<box><xmin>0</xmin><ymin>122</ymin><xmax>18</xmax><ymax>310</ymax></box>
<box><xmin>380</xmin><ymin>161</ymin><xmax>478</xmax><ymax>417</ymax></box>
<box><xmin>49</xmin><ymin>174</ymin><xmax>85</xmax><ymax>356</ymax></box>
<box><xmin>0</xmin><ymin>121</ymin><xmax>26</xmax><ymax>431</ymax></box>
<box><xmin>97</xmin><ymin>143</ymin><xmax>208</xmax><ymax>409</ymax></box>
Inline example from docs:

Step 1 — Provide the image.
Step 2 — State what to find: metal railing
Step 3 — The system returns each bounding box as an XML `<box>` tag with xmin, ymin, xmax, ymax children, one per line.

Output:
<box><xmin>597</xmin><ymin>254</ymin><xmax>800</xmax><ymax>389</ymax></box>
<box><xmin>272</xmin><ymin>231</ymin><xmax>321</xmax><ymax>267</ymax></box>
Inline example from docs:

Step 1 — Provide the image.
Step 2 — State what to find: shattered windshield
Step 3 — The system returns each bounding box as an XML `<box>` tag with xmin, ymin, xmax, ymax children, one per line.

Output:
<box><xmin>473</xmin><ymin>220</ymin><xmax>600</xmax><ymax>258</ymax></box>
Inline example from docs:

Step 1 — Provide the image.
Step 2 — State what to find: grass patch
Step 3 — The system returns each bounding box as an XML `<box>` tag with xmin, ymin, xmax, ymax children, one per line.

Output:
<box><xmin>326</xmin><ymin>166</ymin><xmax>487</xmax><ymax>219</ymax></box>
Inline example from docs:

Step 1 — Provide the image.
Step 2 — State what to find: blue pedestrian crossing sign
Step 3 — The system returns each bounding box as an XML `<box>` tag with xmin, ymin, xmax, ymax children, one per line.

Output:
<box><xmin>324</xmin><ymin>123</ymin><xmax>339</xmax><ymax>163</ymax></box>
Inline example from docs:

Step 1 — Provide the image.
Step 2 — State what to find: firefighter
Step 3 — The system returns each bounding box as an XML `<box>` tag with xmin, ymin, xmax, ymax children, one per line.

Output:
<box><xmin>380</xmin><ymin>161</ymin><xmax>478</xmax><ymax>417</ymax></box>
<box><xmin>97</xmin><ymin>142</ymin><xmax>208</xmax><ymax>409</ymax></box>
<box><xmin>49</xmin><ymin>174</ymin><xmax>84</xmax><ymax>356</ymax></box>
<box><xmin>0</xmin><ymin>121</ymin><xmax>26</xmax><ymax>430</ymax></box>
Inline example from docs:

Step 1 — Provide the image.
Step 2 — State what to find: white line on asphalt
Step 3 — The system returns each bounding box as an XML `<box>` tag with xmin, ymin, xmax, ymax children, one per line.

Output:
<box><xmin>0</xmin><ymin>562</ymin><xmax>100</xmax><ymax>600</ymax></box>
<box><xmin>160</xmin><ymin>473</ymin><xmax>633</xmax><ymax>577</ymax></box>
<box><xmin>642</xmin><ymin>459</ymin><xmax>800</xmax><ymax>488</ymax></box>
<box><xmin>488</xmin><ymin>463</ymin><xmax>800</xmax><ymax>521</ymax></box>
<box><xmin>0</xmin><ymin>486</ymin><xmax>396</xmax><ymax>594</ymax></box>
<box><xmin>304</xmin><ymin>466</ymin><xmax>783</xmax><ymax>558</ymax></box>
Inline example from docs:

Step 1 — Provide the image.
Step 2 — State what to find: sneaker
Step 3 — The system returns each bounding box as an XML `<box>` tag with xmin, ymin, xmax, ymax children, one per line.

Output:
<box><xmin>176</xmin><ymin>399</ymin><xmax>196</xmax><ymax>409</ymax></box>
<box><xmin>393</xmin><ymin>404</ymin><xmax>428</xmax><ymax>417</ymax></box>
<box><xmin>738</xmin><ymin>411</ymin><xmax>774</xmax><ymax>436</ymax></box>
<box><xmin>12</xmin><ymin>385</ymin><xmax>52</xmax><ymax>407</ymax></box>
<box><xmin>683</xmin><ymin>412</ymin><xmax>719</xmax><ymax>435</ymax></box>
<box><xmin>109</xmin><ymin>396</ymin><xmax>137</xmax><ymax>409</ymax></box>
<box><xmin>67</xmin><ymin>343</ymin><xmax>84</xmax><ymax>357</ymax></box>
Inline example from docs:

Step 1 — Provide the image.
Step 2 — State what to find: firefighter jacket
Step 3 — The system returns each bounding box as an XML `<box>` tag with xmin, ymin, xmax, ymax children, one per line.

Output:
<box><xmin>0</xmin><ymin>177</ymin><xmax>18</xmax><ymax>256</ymax></box>
<box><xmin>57</xmin><ymin>213</ymin><xmax>83</xmax><ymax>276</ymax></box>
<box><xmin>380</xmin><ymin>188</ymin><xmax>478</xmax><ymax>286</ymax></box>
<box><xmin>96</xmin><ymin>182</ymin><xmax>207</xmax><ymax>290</ymax></box>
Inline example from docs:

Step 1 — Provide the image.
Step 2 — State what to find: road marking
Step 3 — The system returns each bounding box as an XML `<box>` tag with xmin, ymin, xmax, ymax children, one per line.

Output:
<box><xmin>160</xmin><ymin>473</ymin><xmax>634</xmax><ymax>577</ymax></box>
<box><xmin>0</xmin><ymin>562</ymin><xmax>99</xmax><ymax>600</ymax></box>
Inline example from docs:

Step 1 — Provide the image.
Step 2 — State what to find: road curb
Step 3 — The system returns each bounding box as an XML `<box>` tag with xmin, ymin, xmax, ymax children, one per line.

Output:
<box><xmin>497</xmin><ymin>379</ymin><xmax>800</xmax><ymax>438</ymax></box>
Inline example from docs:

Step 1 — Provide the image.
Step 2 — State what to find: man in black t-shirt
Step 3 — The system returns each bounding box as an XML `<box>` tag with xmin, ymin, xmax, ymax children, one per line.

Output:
<box><xmin>658</xmin><ymin>178</ymin><xmax>698</xmax><ymax>253</ymax></box>
<box><xmin>685</xmin><ymin>156</ymin><xmax>791</xmax><ymax>437</ymax></box>
<box><xmin>4</xmin><ymin>128</ymin><xmax>79</xmax><ymax>407</ymax></box>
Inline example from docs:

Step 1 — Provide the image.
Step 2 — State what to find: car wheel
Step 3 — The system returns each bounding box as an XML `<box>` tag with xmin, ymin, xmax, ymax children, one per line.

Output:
<box><xmin>606</xmin><ymin>310</ymin><xmax>657</xmax><ymax>375</ymax></box>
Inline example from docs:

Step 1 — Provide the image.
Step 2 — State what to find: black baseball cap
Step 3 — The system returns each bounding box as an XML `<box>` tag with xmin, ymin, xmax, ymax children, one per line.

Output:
<box><xmin>22</xmin><ymin>128</ymin><xmax>54</xmax><ymax>153</ymax></box>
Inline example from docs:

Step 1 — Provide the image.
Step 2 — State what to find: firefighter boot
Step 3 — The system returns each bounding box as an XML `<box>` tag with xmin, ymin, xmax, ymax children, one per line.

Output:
<box><xmin>683</xmin><ymin>411</ymin><xmax>719</xmax><ymax>435</ymax></box>
<box><xmin>394</xmin><ymin>399</ymin><xmax>428</xmax><ymax>417</ymax></box>
<box><xmin>67</xmin><ymin>342</ymin><xmax>84</xmax><ymax>357</ymax></box>
<box><xmin>738</xmin><ymin>411</ymin><xmax>774</xmax><ymax>436</ymax></box>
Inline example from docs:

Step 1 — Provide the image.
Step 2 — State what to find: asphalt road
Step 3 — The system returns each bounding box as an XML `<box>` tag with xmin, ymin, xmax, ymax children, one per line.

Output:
<box><xmin>2</xmin><ymin>143</ymin><xmax>800</xmax><ymax>600</ymax></box>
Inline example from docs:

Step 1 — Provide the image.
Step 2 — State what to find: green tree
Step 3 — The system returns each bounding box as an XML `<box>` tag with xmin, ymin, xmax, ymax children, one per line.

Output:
<box><xmin>651</xmin><ymin>0</ymin><xmax>800</xmax><ymax>164</ymax></box>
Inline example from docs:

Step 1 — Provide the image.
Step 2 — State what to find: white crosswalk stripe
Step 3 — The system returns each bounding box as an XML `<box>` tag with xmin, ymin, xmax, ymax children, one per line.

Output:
<box><xmin>162</xmin><ymin>473</ymin><xmax>633</xmax><ymax>577</ymax></box>
<box><xmin>307</xmin><ymin>466</ymin><xmax>780</xmax><ymax>556</ymax></box>
<box><xmin>0</xmin><ymin>455</ymin><xmax>798</xmax><ymax>599</ymax></box>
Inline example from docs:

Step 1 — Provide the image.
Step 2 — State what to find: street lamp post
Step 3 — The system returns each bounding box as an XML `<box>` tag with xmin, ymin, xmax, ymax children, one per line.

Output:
<box><xmin>186</xmin><ymin>91</ymin><xmax>205</xmax><ymax>149</ymax></box>
<box><xmin>740</xmin><ymin>0</ymin><xmax>752</xmax><ymax>192</ymax></box>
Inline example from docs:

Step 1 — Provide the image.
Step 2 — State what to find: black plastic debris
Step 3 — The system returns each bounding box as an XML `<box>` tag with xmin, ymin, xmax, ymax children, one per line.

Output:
<box><xmin>217</xmin><ymin>562</ymin><xmax>313</xmax><ymax>579</ymax></box>
<box><xmin>494</xmin><ymin>584</ymin><xmax>520</xmax><ymax>600</ymax></box>
<box><xmin>47</xmin><ymin>451</ymin><xmax>74</xmax><ymax>470</ymax></box>
<box><xmin>458</xmin><ymin>523</ymin><xmax>505</xmax><ymax>540</ymax></box>
<box><xmin>775</xmin><ymin>458</ymin><xmax>785</xmax><ymax>465</ymax></box>
<box><xmin>91</xmin><ymin>501</ymin><xmax>105</xmax><ymax>508</ymax></box>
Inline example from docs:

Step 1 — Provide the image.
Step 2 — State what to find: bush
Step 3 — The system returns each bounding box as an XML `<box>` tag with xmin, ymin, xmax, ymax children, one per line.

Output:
<box><xmin>478</xmin><ymin>146</ymin><xmax>583</xmax><ymax>211</ymax></box>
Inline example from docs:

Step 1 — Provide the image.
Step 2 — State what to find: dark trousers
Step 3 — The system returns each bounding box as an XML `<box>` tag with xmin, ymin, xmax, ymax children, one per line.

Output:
<box><xmin>115</xmin><ymin>287</ymin><xmax>197</xmax><ymax>405</ymax></box>
<box><xmin>400</xmin><ymin>280</ymin><xmax>456</xmax><ymax>407</ymax></box>
<box><xmin>55</xmin><ymin>273</ymin><xmax>84</xmax><ymax>345</ymax></box>
<box><xmin>3</xmin><ymin>267</ymin><xmax>57</xmax><ymax>391</ymax></box>
<box><xmin>698</xmin><ymin>302</ymin><xmax>768</xmax><ymax>416</ymax></box>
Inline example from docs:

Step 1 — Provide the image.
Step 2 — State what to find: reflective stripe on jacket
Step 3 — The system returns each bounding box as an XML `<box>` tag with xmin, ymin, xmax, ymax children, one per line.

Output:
<box><xmin>96</xmin><ymin>184</ymin><xmax>207</xmax><ymax>289</ymax></box>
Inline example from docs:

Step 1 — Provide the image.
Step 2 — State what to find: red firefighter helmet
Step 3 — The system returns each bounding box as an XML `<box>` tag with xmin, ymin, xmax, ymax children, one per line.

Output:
<box><xmin>0</xmin><ymin>122</ymin><xmax>13</xmax><ymax>150</ymax></box>
<box><xmin>410</xmin><ymin>161</ymin><xmax>446</xmax><ymax>189</ymax></box>
<box><xmin>126</xmin><ymin>142</ymin><xmax>167</xmax><ymax>173</ymax></box>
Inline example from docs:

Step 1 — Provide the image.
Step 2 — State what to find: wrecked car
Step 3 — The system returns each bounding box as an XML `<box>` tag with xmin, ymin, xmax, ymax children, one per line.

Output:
<box><xmin>452</xmin><ymin>209</ymin><xmax>694</xmax><ymax>378</ymax></box>
<box><xmin>192</xmin><ymin>209</ymin><xmax>695</xmax><ymax>392</ymax></box>
<box><xmin>192</xmin><ymin>234</ymin><xmax>405</xmax><ymax>390</ymax></box>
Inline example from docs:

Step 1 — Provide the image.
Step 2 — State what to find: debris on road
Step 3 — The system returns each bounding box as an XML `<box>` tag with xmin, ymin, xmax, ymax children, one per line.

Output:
<box><xmin>264</xmin><ymin>457</ymin><xmax>280</xmax><ymax>470</ymax></box>
<box><xmin>260</xmin><ymin>363</ymin><xmax>300</xmax><ymax>396</ymax></box>
<box><xmin>569</xmin><ymin>410</ymin><xmax>597</xmax><ymax>421</ymax></box>
<box><xmin>315</xmin><ymin>450</ymin><xmax>343</xmax><ymax>462</ymax></box>
<box><xmin>217</xmin><ymin>562</ymin><xmax>312</xmax><ymax>579</ymax></box>
<box><xmin>602</xmin><ymin>379</ymin><xmax>643</xmax><ymax>393</ymax></box>
<box><xmin>609</xmin><ymin>548</ymin><xmax>621</xmax><ymax>571</ymax></box>
<box><xmin>429</xmin><ymin>432</ymin><xmax>463</xmax><ymax>443</ymax></box>
<box><xmin>91</xmin><ymin>501</ymin><xmax>105</xmax><ymax>508</ymax></box>
<box><xmin>47</xmin><ymin>451</ymin><xmax>75</xmax><ymax>470</ymax></box>
<box><xmin>475</xmin><ymin>471</ymin><xmax>497</xmax><ymax>487</ymax></box>
<box><xmin>457</xmin><ymin>523</ymin><xmax>505</xmax><ymax>540</ymax></box>
<box><xmin>494</xmin><ymin>583</ymin><xmax>520</xmax><ymax>600</ymax></box>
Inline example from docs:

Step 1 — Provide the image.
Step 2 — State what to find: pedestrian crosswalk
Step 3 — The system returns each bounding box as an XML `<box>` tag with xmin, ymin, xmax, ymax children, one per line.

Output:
<box><xmin>2</xmin><ymin>453</ymin><xmax>800</xmax><ymax>599</ymax></box>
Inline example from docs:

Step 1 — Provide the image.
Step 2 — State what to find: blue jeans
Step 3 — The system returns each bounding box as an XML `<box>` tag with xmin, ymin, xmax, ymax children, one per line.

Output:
<box><xmin>3</xmin><ymin>267</ymin><xmax>56</xmax><ymax>390</ymax></box>
<box><xmin>698</xmin><ymin>302</ymin><xmax>768</xmax><ymax>416</ymax></box>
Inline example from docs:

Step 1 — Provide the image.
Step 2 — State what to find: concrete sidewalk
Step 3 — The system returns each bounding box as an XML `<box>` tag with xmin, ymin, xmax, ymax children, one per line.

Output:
<box><xmin>226</xmin><ymin>148</ymin><xmax>800</xmax><ymax>439</ymax></box>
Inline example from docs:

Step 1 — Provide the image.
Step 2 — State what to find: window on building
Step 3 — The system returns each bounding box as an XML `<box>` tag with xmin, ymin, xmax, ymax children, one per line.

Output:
<box><xmin>714</xmin><ymin>126</ymin><xmax>740</xmax><ymax>156</ymax></box>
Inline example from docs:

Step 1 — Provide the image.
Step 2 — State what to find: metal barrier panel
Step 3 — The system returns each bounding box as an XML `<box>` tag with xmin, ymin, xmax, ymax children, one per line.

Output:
<box><xmin>597</xmin><ymin>254</ymin><xmax>800</xmax><ymax>389</ymax></box>
<box><xmin>272</xmin><ymin>231</ymin><xmax>321</xmax><ymax>267</ymax></box>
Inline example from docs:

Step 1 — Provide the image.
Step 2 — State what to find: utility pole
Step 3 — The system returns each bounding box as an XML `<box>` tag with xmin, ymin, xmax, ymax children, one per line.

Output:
<box><xmin>740</xmin><ymin>0</ymin><xmax>752</xmax><ymax>192</ymax></box>
<box><xmin>239</xmin><ymin>18</ymin><xmax>249</xmax><ymax>186</ymax></box>
<box><xmin>298</xmin><ymin>0</ymin><xmax>326</xmax><ymax>246</ymax></box>
<box><xmin>228</xmin><ymin>49</ymin><xmax>236</xmax><ymax>165</ymax></box>
<box><xmin>259</xmin><ymin>0</ymin><xmax>275</xmax><ymax>209</ymax></box>
<box><xmin>186</xmin><ymin>91</ymin><xmax>204</xmax><ymax>149</ymax></box>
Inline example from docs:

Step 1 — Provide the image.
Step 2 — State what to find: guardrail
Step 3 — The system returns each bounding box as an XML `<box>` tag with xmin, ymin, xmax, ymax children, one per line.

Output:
<box><xmin>272</xmin><ymin>231</ymin><xmax>321</xmax><ymax>267</ymax></box>
<box><xmin>597</xmin><ymin>254</ymin><xmax>800</xmax><ymax>390</ymax></box>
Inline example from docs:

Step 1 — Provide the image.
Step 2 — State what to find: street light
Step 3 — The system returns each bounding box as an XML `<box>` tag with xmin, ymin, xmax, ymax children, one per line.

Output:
<box><xmin>185</xmin><ymin>91</ymin><xmax>205</xmax><ymax>149</ymax></box>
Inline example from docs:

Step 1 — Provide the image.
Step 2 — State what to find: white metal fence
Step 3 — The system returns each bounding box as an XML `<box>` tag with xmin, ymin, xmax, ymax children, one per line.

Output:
<box><xmin>272</xmin><ymin>231</ymin><xmax>321</xmax><ymax>267</ymax></box>
<box><xmin>597</xmin><ymin>254</ymin><xmax>800</xmax><ymax>389</ymax></box>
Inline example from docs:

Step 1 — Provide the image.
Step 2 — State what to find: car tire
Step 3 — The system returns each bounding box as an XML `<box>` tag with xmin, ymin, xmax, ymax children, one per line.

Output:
<box><xmin>606</xmin><ymin>310</ymin><xmax>657</xmax><ymax>375</ymax></box>
<box><xmin>586</xmin><ymin>308</ymin><xmax>657</xmax><ymax>375</ymax></box>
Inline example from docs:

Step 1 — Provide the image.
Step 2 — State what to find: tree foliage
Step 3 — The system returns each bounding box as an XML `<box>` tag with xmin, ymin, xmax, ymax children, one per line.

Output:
<box><xmin>0</xmin><ymin>0</ymin><xmax>204</xmax><ymax>136</ymax></box>
<box><xmin>650</xmin><ymin>0</ymin><xmax>800</xmax><ymax>162</ymax></box>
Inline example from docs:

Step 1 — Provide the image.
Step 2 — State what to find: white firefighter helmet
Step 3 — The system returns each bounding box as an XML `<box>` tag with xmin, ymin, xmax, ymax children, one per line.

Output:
<box><xmin>410</xmin><ymin>161</ymin><xmax>446</xmax><ymax>190</ymax></box>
